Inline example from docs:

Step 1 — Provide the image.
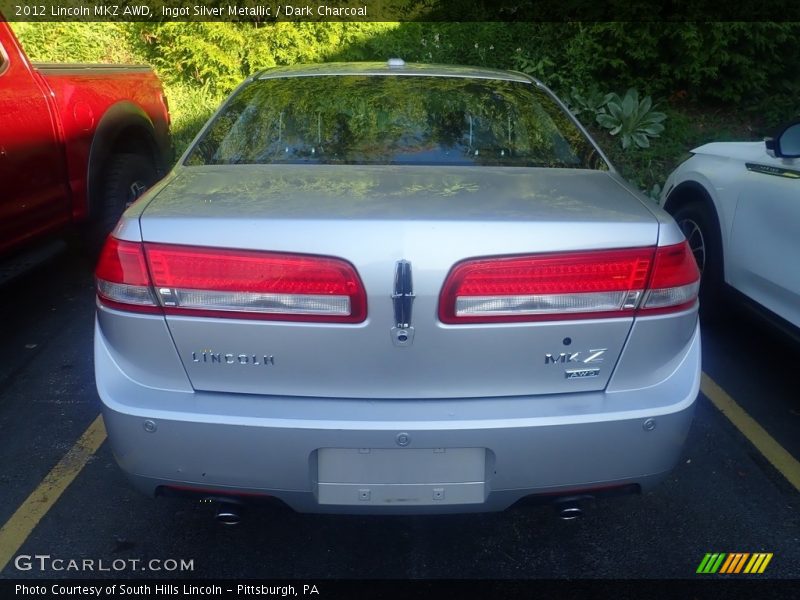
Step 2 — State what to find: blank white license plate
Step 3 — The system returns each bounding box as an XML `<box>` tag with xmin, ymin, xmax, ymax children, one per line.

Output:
<box><xmin>317</xmin><ymin>447</ymin><xmax>486</xmax><ymax>506</ymax></box>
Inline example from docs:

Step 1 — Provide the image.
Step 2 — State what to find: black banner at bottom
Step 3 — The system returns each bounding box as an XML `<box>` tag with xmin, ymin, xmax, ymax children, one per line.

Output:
<box><xmin>2</xmin><ymin>579</ymin><xmax>799</xmax><ymax>600</ymax></box>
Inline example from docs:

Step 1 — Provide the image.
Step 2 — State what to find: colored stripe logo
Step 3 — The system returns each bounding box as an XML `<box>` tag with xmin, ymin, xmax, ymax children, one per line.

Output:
<box><xmin>697</xmin><ymin>553</ymin><xmax>773</xmax><ymax>574</ymax></box>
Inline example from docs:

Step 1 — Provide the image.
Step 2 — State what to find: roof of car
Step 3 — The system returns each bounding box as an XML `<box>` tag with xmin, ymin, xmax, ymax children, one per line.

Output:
<box><xmin>254</xmin><ymin>61</ymin><xmax>536</xmax><ymax>84</ymax></box>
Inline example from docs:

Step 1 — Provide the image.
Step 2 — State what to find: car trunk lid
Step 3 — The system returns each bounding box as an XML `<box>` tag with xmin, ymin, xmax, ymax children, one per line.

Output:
<box><xmin>138</xmin><ymin>164</ymin><xmax>660</xmax><ymax>399</ymax></box>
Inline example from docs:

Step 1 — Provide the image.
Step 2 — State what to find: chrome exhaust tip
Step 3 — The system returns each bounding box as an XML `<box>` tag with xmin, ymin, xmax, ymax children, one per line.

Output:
<box><xmin>553</xmin><ymin>495</ymin><xmax>591</xmax><ymax>520</ymax></box>
<box><xmin>214</xmin><ymin>502</ymin><xmax>242</xmax><ymax>525</ymax></box>
<box><xmin>558</xmin><ymin>505</ymin><xmax>584</xmax><ymax>520</ymax></box>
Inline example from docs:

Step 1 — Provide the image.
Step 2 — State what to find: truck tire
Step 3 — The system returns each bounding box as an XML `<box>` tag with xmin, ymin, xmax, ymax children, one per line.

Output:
<box><xmin>91</xmin><ymin>153</ymin><xmax>157</xmax><ymax>249</ymax></box>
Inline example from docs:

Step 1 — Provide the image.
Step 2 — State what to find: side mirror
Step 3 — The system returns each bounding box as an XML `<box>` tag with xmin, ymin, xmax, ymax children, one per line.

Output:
<box><xmin>765</xmin><ymin>122</ymin><xmax>800</xmax><ymax>158</ymax></box>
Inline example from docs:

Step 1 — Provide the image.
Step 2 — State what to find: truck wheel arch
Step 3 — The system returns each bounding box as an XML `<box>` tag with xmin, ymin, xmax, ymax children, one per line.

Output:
<box><xmin>87</xmin><ymin>101</ymin><xmax>168</xmax><ymax>220</ymax></box>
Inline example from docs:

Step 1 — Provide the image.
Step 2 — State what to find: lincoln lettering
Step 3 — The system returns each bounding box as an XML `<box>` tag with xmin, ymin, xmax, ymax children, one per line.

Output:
<box><xmin>192</xmin><ymin>352</ymin><xmax>275</xmax><ymax>366</ymax></box>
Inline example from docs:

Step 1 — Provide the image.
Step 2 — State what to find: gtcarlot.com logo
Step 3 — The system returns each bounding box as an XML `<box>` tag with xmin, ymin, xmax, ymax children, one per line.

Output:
<box><xmin>14</xmin><ymin>554</ymin><xmax>194</xmax><ymax>572</ymax></box>
<box><xmin>696</xmin><ymin>552</ymin><xmax>773</xmax><ymax>575</ymax></box>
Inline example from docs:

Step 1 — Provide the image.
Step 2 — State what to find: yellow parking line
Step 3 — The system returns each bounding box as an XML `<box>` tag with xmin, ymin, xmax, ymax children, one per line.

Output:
<box><xmin>0</xmin><ymin>414</ymin><xmax>106</xmax><ymax>572</ymax></box>
<box><xmin>701</xmin><ymin>372</ymin><xmax>800</xmax><ymax>493</ymax></box>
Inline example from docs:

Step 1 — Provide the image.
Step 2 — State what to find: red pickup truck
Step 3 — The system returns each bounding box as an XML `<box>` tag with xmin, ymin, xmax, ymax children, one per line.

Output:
<box><xmin>0</xmin><ymin>19</ymin><xmax>171</xmax><ymax>269</ymax></box>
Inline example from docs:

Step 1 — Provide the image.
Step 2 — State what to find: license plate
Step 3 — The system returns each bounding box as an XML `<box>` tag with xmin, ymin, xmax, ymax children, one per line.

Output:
<box><xmin>317</xmin><ymin>447</ymin><xmax>486</xmax><ymax>506</ymax></box>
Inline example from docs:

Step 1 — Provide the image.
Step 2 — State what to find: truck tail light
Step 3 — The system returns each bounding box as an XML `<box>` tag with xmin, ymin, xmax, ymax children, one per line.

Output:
<box><xmin>95</xmin><ymin>238</ymin><xmax>367</xmax><ymax>323</ymax></box>
<box><xmin>439</xmin><ymin>242</ymin><xmax>699</xmax><ymax>323</ymax></box>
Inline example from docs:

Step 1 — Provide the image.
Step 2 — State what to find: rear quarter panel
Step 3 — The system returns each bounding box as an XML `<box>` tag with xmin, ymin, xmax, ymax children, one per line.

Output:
<box><xmin>36</xmin><ymin>65</ymin><xmax>170</xmax><ymax>221</ymax></box>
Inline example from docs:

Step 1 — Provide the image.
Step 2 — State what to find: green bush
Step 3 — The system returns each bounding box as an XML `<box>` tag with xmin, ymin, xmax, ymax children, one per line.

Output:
<box><xmin>10</xmin><ymin>22</ymin><xmax>144</xmax><ymax>64</ymax></box>
<box><xmin>596</xmin><ymin>89</ymin><xmax>667</xmax><ymax>150</ymax></box>
<box><xmin>507</xmin><ymin>22</ymin><xmax>799</xmax><ymax>121</ymax></box>
<box><xmin>11</xmin><ymin>20</ymin><xmax>799</xmax><ymax>162</ymax></box>
<box><xmin>132</xmin><ymin>22</ymin><xmax>249</xmax><ymax>97</ymax></box>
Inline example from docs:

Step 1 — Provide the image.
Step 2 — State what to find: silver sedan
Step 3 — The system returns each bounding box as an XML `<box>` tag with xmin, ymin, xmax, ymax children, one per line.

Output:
<box><xmin>94</xmin><ymin>62</ymin><xmax>701</xmax><ymax>517</ymax></box>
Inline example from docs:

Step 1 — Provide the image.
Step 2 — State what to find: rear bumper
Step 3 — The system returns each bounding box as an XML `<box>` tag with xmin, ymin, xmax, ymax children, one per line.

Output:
<box><xmin>96</xmin><ymin>320</ymin><xmax>700</xmax><ymax>514</ymax></box>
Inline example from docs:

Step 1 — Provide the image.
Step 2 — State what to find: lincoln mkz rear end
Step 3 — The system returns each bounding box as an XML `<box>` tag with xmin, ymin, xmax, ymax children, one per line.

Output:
<box><xmin>94</xmin><ymin>63</ymin><xmax>701</xmax><ymax>515</ymax></box>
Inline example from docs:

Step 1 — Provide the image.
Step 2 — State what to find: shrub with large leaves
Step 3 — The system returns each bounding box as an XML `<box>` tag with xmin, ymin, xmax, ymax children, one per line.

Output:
<box><xmin>563</xmin><ymin>87</ymin><xmax>615</xmax><ymax>119</ymax></box>
<box><xmin>596</xmin><ymin>89</ymin><xmax>666</xmax><ymax>149</ymax></box>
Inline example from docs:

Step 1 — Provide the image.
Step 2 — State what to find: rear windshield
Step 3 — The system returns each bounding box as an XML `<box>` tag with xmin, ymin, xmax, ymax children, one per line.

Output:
<box><xmin>185</xmin><ymin>75</ymin><xmax>604</xmax><ymax>169</ymax></box>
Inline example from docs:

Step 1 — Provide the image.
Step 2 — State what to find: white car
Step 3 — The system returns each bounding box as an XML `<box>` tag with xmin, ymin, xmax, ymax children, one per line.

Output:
<box><xmin>661</xmin><ymin>122</ymin><xmax>800</xmax><ymax>333</ymax></box>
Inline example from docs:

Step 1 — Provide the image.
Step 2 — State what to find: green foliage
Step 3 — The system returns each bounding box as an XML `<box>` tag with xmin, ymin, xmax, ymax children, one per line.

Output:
<box><xmin>131</xmin><ymin>21</ymin><xmax>399</xmax><ymax>96</ymax></box>
<box><xmin>512</xmin><ymin>53</ymin><xmax>557</xmax><ymax>84</ymax></box>
<box><xmin>9</xmin><ymin>19</ymin><xmax>798</xmax><ymax>174</ymax></box>
<box><xmin>563</xmin><ymin>87</ymin><xmax>615</xmax><ymax>119</ymax></box>
<box><xmin>330</xmin><ymin>22</ymin><xmax>521</xmax><ymax>68</ymax></box>
<box><xmin>133</xmin><ymin>22</ymin><xmax>249</xmax><ymax>96</ymax></box>
<box><xmin>15</xmin><ymin>20</ymin><xmax>800</xmax><ymax>120</ymax></box>
<box><xmin>595</xmin><ymin>89</ymin><xmax>667</xmax><ymax>150</ymax></box>
<box><xmin>487</xmin><ymin>22</ymin><xmax>799</xmax><ymax>124</ymax></box>
<box><xmin>648</xmin><ymin>183</ymin><xmax>662</xmax><ymax>202</ymax></box>
<box><xmin>10</xmin><ymin>22</ymin><xmax>144</xmax><ymax>64</ymax></box>
<box><xmin>510</xmin><ymin>23</ymin><xmax>601</xmax><ymax>93</ymax></box>
<box><xmin>165</xmin><ymin>81</ymin><xmax>223</xmax><ymax>156</ymax></box>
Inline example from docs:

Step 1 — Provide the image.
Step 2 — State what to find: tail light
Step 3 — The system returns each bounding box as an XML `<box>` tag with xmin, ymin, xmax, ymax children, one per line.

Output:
<box><xmin>639</xmin><ymin>241</ymin><xmax>701</xmax><ymax>314</ymax></box>
<box><xmin>96</xmin><ymin>238</ymin><xmax>367</xmax><ymax>323</ymax></box>
<box><xmin>439</xmin><ymin>241</ymin><xmax>699</xmax><ymax>323</ymax></box>
<box><xmin>95</xmin><ymin>237</ymin><xmax>160</xmax><ymax>314</ymax></box>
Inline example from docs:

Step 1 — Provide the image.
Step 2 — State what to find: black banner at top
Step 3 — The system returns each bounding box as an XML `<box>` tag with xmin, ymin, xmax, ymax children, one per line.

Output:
<box><xmin>2</xmin><ymin>0</ymin><xmax>800</xmax><ymax>22</ymax></box>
